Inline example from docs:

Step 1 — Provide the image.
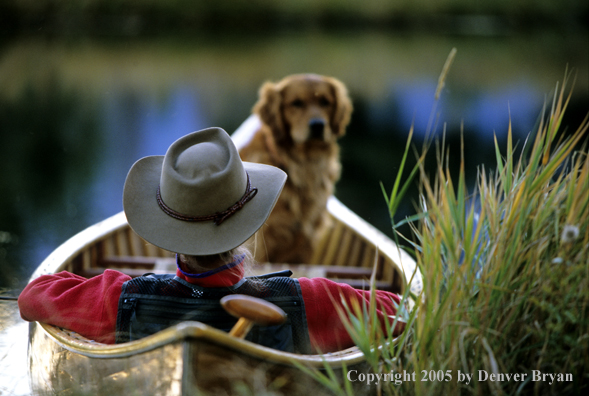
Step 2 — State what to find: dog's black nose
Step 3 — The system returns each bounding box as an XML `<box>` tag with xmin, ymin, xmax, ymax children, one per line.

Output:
<box><xmin>309</xmin><ymin>119</ymin><xmax>325</xmax><ymax>139</ymax></box>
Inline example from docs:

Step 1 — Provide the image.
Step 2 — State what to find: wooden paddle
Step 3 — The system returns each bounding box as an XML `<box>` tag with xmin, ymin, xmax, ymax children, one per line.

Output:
<box><xmin>220</xmin><ymin>294</ymin><xmax>287</xmax><ymax>339</ymax></box>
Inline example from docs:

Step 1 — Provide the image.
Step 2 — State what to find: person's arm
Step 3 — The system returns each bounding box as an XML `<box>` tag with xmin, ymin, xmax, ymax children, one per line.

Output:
<box><xmin>298</xmin><ymin>277</ymin><xmax>405</xmax><ymax>353</ymax></box>
<box><xmin>18</xmin><ymin>270</ymin><xmax>131</xmax><ymax>344</ymax></box>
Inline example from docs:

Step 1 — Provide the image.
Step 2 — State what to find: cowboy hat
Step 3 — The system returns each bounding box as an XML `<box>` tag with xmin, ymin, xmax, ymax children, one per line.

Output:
<box><xmin>123</xmin><ymin>127</ymin><xmax>286</xmax><ymax>255</ymax></box>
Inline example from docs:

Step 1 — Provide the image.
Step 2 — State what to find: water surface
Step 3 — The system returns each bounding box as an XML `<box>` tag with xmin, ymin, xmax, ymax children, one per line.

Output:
<box><xmin>0</xmin><ymin>27</ymin><xmax>587</xmax><ymax>394</ymax></box>
<box><xmin>1</xmin><ymin>30</ymin><xmax>587</xmax><ymax>286</ymax></box>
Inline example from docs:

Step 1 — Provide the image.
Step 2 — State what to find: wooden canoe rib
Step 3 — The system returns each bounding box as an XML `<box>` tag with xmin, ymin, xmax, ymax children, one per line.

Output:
<box><xmin>27</xmin><ymin>119</ymin><xmax>423</xmax><ymax>395</ymax></box>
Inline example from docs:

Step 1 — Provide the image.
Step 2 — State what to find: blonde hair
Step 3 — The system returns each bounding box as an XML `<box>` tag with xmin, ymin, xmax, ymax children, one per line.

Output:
<box><xmin>179</xmin><ymin>245</ymin><xmax>253</xmax><ymax>273</ymax></box>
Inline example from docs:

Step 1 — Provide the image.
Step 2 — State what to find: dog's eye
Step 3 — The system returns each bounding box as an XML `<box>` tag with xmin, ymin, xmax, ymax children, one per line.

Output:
<box><xmin>290</xmin><ymin>99</ymin><xmax>305</xmax><ymax>108</ymax></box>
<box><xmin>318</xmin><ymin>97</ymin><xmax>332</xmax><ymax>107</ymax></box>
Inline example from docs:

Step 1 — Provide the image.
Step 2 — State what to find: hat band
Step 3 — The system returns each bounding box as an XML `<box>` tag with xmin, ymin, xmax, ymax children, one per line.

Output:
<box><xmin>156</xmin><ymin>173</ymin><xmax>258</xmax><ymax>226</ymax></box>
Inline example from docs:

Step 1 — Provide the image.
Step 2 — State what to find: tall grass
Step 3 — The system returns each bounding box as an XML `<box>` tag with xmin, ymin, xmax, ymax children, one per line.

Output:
<box><xmin>301</xmin><ymin>70</ymin><xmax>588</xmax><ymax>395</ymax></box>
<box><xmin>404</xmin><ymin>71</ymin><xmax>588</xmax><ymax>395</ymax></box>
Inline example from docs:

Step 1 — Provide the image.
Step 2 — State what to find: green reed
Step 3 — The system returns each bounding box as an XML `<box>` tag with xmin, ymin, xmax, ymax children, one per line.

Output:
<box><xmin>405</xmin><ymin>69</ymin><xmax>588</xmax><ymax>395</ymax></box>
<box><xmin>299</xmin><ymin>66</ymin><xmax>588</xmax><ymax>395</ymax></box>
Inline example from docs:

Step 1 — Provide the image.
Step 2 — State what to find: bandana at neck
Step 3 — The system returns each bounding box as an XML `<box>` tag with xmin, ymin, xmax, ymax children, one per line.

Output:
<box><xmin>175</xmin><ymin>254</ymin><xmax>245</xmax><ymax>287</ymax></box>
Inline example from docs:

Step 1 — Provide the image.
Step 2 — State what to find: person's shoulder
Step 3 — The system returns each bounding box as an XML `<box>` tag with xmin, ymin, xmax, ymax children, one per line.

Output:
<box><xmin>101</xmin><ymin>269</ymin><xmax>133</xmax><ymax>283</ymax></box>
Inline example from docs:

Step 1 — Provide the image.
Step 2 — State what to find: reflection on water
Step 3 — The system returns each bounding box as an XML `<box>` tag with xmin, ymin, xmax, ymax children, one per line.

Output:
<box><xmin>0</xmin><ymin>301</ymin><xmax>30</xmax><ymax>395</ymax></box>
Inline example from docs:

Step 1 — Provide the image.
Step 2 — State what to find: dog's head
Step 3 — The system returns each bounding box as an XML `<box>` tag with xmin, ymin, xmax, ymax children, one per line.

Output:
<box><xmin>253</xmin><ymin>74</ymin><xmax>353</xmax><ymax>146</ymax></box>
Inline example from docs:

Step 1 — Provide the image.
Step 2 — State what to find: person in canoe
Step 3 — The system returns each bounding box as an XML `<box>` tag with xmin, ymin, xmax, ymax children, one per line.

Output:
<box><xmin>18</xmin><ymin>127</ymin><xmax>405</xmax><ymax>354</ymax></box>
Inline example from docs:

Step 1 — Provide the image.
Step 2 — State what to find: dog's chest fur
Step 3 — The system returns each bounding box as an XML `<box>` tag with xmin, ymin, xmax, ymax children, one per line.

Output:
<box><xmin>241</xmin><ymin>127</ymin><xmax>340</xmax><ymax>223</ymax></box>
<box><xmin>281</xmin><ymin>145</ymin><xmax>340</xmax><ymax>221</ymax></box>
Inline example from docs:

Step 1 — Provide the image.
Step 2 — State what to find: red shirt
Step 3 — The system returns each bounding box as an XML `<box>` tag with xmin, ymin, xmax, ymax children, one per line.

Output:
<box><xmin>18</xmin><ymin>262</ymin><xmax>403</xmax><ymax>352</ymax></box>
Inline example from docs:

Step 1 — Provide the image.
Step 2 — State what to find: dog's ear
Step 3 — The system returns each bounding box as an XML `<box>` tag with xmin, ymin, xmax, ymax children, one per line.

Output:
<box><xmin>253</xmin><ymin>81</ymin><xmax>286</xmax><ymax>140</ymax></box>
<box><xmin>329</xmin><ymin>77</ymin><xmax>353</xmax><ymax>137</ymax></box>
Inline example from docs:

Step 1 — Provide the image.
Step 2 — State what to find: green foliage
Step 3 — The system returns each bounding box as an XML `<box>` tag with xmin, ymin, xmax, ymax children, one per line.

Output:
<box><xmin>299</xmin><ymin>70</ymin><xmax>588</xmax><ymax>395</ymax></box>
<box><xmin>406</xmin><ymin>71</ymin><xmax>588</xmax><ymax>395</ymax></box>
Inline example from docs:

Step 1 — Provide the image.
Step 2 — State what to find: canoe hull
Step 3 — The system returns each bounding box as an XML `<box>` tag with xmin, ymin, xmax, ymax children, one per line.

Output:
<box><xmin>29</xmin><ymin>321</ymin><xmax>183</xmax><ymax>395</ymax></box>
<box><xmin>29</xmin><ymin>321</ymin><xmax>374</xmax><ymax>395</ymax></box>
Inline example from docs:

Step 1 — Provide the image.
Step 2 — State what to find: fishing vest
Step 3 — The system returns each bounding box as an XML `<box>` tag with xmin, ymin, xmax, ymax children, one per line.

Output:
<box><xmin>115</xmin><ymin>271</ymin><xmax>311</xmax><ymax>354</ymax></box>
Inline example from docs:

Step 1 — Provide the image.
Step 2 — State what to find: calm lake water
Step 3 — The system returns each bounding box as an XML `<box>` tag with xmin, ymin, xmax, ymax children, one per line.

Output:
<box><xmin>1</xmin><ymin>30</ymin><xmax>588</xmax><ymax>289</ymax></box>
<box><xmin>0</xmin><ymin>27</ymin><xmax>587</xmax><ymax>393</ymax></box>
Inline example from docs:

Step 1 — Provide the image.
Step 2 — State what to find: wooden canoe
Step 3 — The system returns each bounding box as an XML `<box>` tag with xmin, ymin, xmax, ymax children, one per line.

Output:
<box><xmin>27</xmin><ymin>119</ymin><xmax>423</xmax><ymax>395</ymax></box>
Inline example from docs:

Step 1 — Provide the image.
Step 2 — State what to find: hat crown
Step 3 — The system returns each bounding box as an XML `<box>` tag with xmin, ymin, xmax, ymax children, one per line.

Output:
<box><xmin>159</xmin><ymin>128</ymin><xmax>247</xmax><ymax>217</ymax></box>
<box><xmin>123</xmin><ymin>126</ymin><xmax>286</xmax><ymax>256</ymax></box>
<box><xmin>175</xmin><ymin>143</ymin><xmax>224</xmax><ymax>179</ymax></box>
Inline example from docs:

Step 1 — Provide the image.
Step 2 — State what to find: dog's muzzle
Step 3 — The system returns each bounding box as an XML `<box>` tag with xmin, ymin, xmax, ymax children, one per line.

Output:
<box><xmin>309</xmin><ymin>118</ymin><xmax>325</xmax><ymax>140</ymax></box>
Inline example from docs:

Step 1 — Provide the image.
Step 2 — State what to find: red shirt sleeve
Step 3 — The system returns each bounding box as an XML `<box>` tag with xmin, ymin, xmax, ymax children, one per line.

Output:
<box><xmin>298</xmin><ymin>277</ymin><xmax>403</xmax><ymax>353</ymax></box>
<box><xmin>18</xmin><ymin>270</ymin><xmax>131</xmax><ymax>344</ymax></box>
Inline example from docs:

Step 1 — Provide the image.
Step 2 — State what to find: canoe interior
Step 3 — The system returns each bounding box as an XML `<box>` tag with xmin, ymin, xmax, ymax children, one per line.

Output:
<box><xmin>28</xmin><ymin>197</ymin><xmax>421</xmax><ymax>394</ymax></box>
<box><xmin>63</xmin><ymin>198</ymin><xmax>411</xmax><ymax>293</ymax></box>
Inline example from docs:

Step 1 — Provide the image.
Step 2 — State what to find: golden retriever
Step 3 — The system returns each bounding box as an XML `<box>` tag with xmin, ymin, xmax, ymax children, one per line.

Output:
<box><xmin>239</xmin><ymin>74</ymin><xmax>353</xmax><ymax>263</ymax></box>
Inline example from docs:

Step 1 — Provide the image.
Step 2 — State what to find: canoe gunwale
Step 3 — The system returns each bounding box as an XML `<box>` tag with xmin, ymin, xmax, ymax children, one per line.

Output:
<box><xmin>326</xmin><ymin>196</ymin><xmax>422</xmax><ymax>297</ymax></box>
<box><xmin>38</xmin><ymin>320</ymin><xmax>372</xmax><ymax>368</ymax></box>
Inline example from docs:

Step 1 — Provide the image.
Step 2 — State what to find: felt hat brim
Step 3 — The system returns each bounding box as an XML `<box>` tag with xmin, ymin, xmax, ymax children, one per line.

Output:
<box><xmin>123</xmin><ymin>156</ymin><xmax>286</xmax><ymax>256</ymax></box>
